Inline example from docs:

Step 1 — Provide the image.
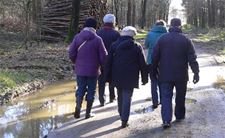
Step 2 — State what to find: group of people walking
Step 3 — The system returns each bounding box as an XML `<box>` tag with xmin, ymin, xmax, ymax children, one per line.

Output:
<box><xmin>68</xmin><ymin>14</ymin><xmax>200</xmax><ymax>129</ymax></box>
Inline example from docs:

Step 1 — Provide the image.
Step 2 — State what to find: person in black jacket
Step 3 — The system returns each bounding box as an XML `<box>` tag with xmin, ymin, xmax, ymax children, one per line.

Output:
<box><xmin>105</xmin><ymin>26</ymin><xmax>148</xmax><ymax>128</ymax></box>
<box><xmin>152</xmin><ymin>18</ymin><xmax>200</xmax><ymax>129</ymax></box>
<box><xmin>97</xmin><ymin>14</ymin><xmax>120</xmax><ymax>106</ymax></box>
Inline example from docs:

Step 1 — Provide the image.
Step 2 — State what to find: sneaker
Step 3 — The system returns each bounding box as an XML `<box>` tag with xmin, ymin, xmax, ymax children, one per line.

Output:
<box><xmin>121</xmin><ymin>121</ymin><xmax>129</xmax><ymax>128</ymax></box>
<box><xmin>163</xmin><ymin>122</ymin><xmax>171</xmax><ymax>129</ymax></box>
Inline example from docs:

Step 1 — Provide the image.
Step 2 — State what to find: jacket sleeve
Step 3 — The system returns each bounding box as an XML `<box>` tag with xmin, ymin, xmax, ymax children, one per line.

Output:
<box><xmin>151</xmin><ymin>40</ymin><xmax>160</xmax><ymax>79</ymax></box>
<box><xmin>68</xmin><ymin>35</ymin><xmax>79</xmax><ymax>63</ymax></box>
<box><xmin>187</xmin><ymin>38</ymin><xmax>199</xmax><ymax>74</ymax></box>
<box><xmin>137</xmin><ymin>44</ymin><xmax>148</xmax><ymax>84</ymax></box>
<box><xmin>144</xmin><ymin>33</ymin><xmax>150</xmax><ymax>49</ymax></box>
<box><xmin>98</xmin><ymin>38</ymin><xmax>108</xmax><ymax>66</ymax></box>
<box><xmin>104</xmin><ymin>44</ymin><xmax>114</xmax><ymax>82</ymax></box>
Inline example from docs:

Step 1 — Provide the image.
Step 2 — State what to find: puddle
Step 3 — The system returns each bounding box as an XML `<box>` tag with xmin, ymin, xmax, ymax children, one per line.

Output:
<box><xmin>0</xmin><ymin>81</ymin><xmax>77</xmax><ymax>138</ymax></box>
<box><xmin>133</xmin><ymin>106</ymin><xmax>154</xmax><ymax>114</ymax></box>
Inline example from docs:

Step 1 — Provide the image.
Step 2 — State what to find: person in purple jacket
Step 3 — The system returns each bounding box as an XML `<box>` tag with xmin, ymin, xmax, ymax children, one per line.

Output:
<box><xmin>97</xmin><ymin>14</ymin><xmax>120</xmax><ymax>106</ymax></box>
<box><xmin>152</xmin><ymin>18</ymin><xmax>199</xmax><ymax>128</ymax></box>
<box><xmin>68</xmin><ymin>18</ymin><xmax>107</xmax><ymax>119</ymax></box>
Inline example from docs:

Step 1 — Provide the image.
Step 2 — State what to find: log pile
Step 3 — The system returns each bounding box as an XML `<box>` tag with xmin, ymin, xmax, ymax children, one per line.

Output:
<box><xmin>40</xmin><ymin>0</ymin><xmax>107</xmax><ymax>42</ymax></box>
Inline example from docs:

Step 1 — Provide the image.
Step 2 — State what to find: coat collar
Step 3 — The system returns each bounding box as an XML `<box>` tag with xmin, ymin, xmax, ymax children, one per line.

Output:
<box><xmin>168</xmin><ymin>27</ymin><xmax>182</xmax><ymax>33</ymax></box>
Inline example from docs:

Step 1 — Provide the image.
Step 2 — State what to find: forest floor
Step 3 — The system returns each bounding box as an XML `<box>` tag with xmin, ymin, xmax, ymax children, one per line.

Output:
<box><xmin>48</xmin><ymin>33</ymin><xmax>225</xmax><ymax>137</ymax></box>
<box><xmin>0</xmin><ymin>29</ymin><xmax>73</xmax><ymax>104</ymax></box>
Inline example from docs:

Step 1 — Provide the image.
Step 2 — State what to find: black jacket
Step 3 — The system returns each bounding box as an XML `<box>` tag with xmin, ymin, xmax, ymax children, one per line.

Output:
<box><xmin>105</xmin><ymin>36</ymin><xmax>148</xmax><ymax>89</ymax></box>
<box><xmin>152</xmin><ymin>27</ymin><xmax>199</xmax><ymax>82</ymax></box>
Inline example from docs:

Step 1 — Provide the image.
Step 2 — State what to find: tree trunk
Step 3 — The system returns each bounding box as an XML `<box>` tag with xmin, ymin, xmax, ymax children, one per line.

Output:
<box><xmin>127</xmin><ymin>0</ymin><xmax>132</xmax><ymax>26</ymax></box>
<box><xmin>131</xmin><ymin>0</ymin><xmax>136</xmax><ymax>26</ymax></box>
<box><xmin>140</xmin><ymin>0</ymin><xmax>147</xmax><ymax>29</ymax></box>
<box><xmin>66</xmin><ymin>0</ymin><xmax>81</xmax><ymax>42</ymax></box>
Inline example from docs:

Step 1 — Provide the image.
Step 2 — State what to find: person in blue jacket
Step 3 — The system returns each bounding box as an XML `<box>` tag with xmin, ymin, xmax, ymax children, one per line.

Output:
<box><xmin>145</xmin><ymin>20</ymin><xmax>167</xmax><ymax>109</ymax></box>
<box><xmin>104</xmin><ymin>26</ymin><xmax>148</xmax><ymax>128</ymax></box>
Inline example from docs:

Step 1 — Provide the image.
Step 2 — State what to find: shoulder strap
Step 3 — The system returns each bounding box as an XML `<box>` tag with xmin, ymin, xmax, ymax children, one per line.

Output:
<box><xmin>77</xmin><ymin>40</ymin><xmax>87</xmax><ymax>52</ymax></box>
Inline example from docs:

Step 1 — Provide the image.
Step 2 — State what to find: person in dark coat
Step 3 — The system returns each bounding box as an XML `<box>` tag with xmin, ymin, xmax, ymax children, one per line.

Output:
<box><xmin>97</xmin><ymin>14</ymin><xmax>120</xmax><ymax>106</ymax></box>
<box><xmin>105</xmin><ymin>26</ymin><xmax>148</xmax><ymax>128</ymax></box>
<box><xmin>152</xmin><ymin>18</ymin><xmax>200</xmax><ymax>128</ymax></box>
<box><xmin>145</xmin><ymin>20</ymin><xmax>167</xmax><ymax>109</ymax></box>
<box><xmin>68</xmin><ymin>18</ymin><xmax>107</xmax><ymax>119</ymax></box>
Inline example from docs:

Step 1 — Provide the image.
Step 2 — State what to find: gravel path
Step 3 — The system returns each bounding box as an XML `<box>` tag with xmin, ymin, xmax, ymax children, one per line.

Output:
<box><xmin>48</xmin><ymin>41</ymin><xmax>225</xmax><ymax>138</ymax></box>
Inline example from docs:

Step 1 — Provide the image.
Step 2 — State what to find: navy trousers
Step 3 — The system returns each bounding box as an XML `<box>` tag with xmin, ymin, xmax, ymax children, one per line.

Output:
<box><xmin>149</xmin><ymin>65</ymin><xmax>160</xmax><ymax>105</ymax></box>
<box><xmin>117</xmin><ymin>88</ymin><xmax>133</xmax><ymax>122</ymax></box>
<box><xmin>160</xmin><ymin>81</ymin><xmax>187</xmax><ymax>123</ymax></box>
<box><xmin>98</xmin><ymin>74</ymin><xmax>115</xmax><ymax>104</ymax></box>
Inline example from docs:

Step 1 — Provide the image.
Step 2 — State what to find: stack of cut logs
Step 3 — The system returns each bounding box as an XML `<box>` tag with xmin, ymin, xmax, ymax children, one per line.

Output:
<box><xmin>40</xmin><ymin>0</ymin><xmax>107</xmax><ymax>42</ymax></box>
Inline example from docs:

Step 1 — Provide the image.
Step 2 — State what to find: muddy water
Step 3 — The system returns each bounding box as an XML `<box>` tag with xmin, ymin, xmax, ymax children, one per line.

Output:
<box><xmin>0</xmin><ymin>81</ymin><xmax>77</xmax><ymax>138</ymax></box>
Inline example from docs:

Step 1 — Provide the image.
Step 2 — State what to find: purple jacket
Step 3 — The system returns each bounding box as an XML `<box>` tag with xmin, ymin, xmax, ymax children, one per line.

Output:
<box><xmin>69</xmin><ymin>27</ymin><xmax>108</xmax><ymax>77</ymax></box>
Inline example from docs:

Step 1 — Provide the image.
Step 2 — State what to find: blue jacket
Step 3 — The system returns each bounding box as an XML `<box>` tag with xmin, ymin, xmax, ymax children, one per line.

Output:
<box><xmin>152</xmin><ymin>27</ymin><xmax>199</xmax><ymax>82</ymax></box>
<box><xmin>145</xmin><ymin>25</ymin><xmax>167</xmax><ymax>64</ymax></box>
<box><xmin>105</xmin><ymin>36</ymin><xmax>148</xmax><ymax>89</ymax></box>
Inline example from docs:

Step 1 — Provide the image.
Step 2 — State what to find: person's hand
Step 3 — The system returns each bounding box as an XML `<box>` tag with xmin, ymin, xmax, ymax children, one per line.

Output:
<box><xmin>193</xmin><ymin>73</ymin><xmax>199</xmax><ymax>84</ymax></box>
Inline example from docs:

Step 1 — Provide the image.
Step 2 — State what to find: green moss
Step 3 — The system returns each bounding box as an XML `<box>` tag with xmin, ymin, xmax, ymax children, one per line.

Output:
<box><xmin>0</xmin><ymin>70</ymin><xmax>29</xmax><ymax>93</ymax></box>
<box><xmin>135</xmin><ymin>31</ymin><xmax>147</xmax><ymax>40</ymax></box>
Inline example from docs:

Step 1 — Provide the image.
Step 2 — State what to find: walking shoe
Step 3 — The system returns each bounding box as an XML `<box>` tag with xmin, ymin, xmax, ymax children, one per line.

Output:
<box><xmin>121</xmin><ymin>121</ymin><xmax>129</xmax><ymax>128</ymax></box>
<box><xmin>175</xmin><ymin>117</ymin><xmax>185</xmax><ymax>122</ymax></box>
<box><xmin>74</xmin><ymin>110</ymin><xmax>80</xmax><ymax>118</ymax></box>
<box><xmin>163</xmin><ymin>122</ymin><xmax>171</xmax><ymax>129</ymax></box>
<box><xmin>100</xmin><ymin>102</ymin><xmax>105</xmax><ymax>107</ymax></box>
<box><xmin>85</xmin><ymin>113</ymin><xmax>95</xmax><ymax>119</ymax></box>
<box><xmin>152</xmin><ymin>104</ymin><xmax>158</xmax><ymax>109</ymax></box>
<box><xmin>110</xmin><ymin>99</ymin><xmax>115</xmax><ymax>103</ymax></box>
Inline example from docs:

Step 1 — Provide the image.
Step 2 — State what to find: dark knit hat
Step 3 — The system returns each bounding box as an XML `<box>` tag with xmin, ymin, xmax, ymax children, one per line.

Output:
<box><xmin>170</xmin><ymin>18</ymin><xmax>181</xmax><ymax>27</ymax></box>
<box><xmin>84</xmin><ymin>18</ymin><xmax>97</xmax><ymax>29</ymax></box>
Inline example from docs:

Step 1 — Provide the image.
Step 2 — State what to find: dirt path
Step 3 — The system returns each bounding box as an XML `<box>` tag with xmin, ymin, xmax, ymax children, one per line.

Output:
<box><xmin>48</xmin><ymin>41</ymin><xmax>225</xmax><ymax>138</ymax></box>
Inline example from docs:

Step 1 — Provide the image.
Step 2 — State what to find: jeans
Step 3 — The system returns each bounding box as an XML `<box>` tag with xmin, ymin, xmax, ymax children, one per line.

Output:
<box><xmin>76</xmin><ymin>75</ymin><xmax>98</xmax><ymax>102</ymax></box>
<box><xmin>160</xmin><ymin>81</ymin><xmax>187</xmax><ymax>123</ymax></box>
<box><xmin>117</xmin><ymin>88</ymin><xmax>133</xmax><ymax>122</ymax></box>
<box><xmin>98</xmin><ymin>74</ymin><xmax>115</xmax><ymax>104</ymax></box>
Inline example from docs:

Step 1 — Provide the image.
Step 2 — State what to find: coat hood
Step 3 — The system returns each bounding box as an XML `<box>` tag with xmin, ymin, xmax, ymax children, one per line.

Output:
<box><xmin>117</xmin><ymin>36</ymin><xmax>135</xmax><ymax>50</ymax></box>
<box><xmin>151</xmin><ymin>26</ymin><xmax>167</xmax><ymax>33</ymax></box>
<box><xmin>78</xmin><ymin>27</ymin><xmax>97</xmax><ymax>41</ymax></box>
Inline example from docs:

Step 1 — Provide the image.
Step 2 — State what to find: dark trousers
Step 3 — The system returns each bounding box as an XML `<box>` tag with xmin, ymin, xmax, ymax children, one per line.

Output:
<box><xmin>98</xmin><ymin>74</ymin><xmax>115</xmax><ymax>104</ymax></box>
<box><xmin>76</xmin><ymin>75</ymin><xmax>98</xmax><ymax>102</ymax></box>
<box><xmin>160</xmin><ymin>81</ymin><xmax>187</xmax><ymax>123</ymax></box>
<box><xmin>149</xmin><ymin>64</ymin><xmax>160</xmax><ymax>105</ymax></box>
<box><xmin>117</xmin><ymin>88</ymin><xmax>133</xmax><ymax>122</ymax></box>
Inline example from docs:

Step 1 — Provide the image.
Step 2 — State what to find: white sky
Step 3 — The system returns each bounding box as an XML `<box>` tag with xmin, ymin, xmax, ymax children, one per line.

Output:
<box><xmin>169</xmin><ymin>0</ymin><xmax>186</xmax><ymax>24</ymax></box>
<box><xmin>170</xmin><ymin>0</ymin><xmax>184</xmax><ymax>10</ymax></box>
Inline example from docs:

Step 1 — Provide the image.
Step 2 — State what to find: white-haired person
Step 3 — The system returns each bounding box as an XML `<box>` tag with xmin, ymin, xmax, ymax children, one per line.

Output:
<box><xmin>97</xmin><ymin>14</ymin><xmax>120</xmax><ymax>106</ymax></box>
<box><xmin>104</xmin><ymin>26</ymin><xmax>148</xmax><ymax>128</ymax></box>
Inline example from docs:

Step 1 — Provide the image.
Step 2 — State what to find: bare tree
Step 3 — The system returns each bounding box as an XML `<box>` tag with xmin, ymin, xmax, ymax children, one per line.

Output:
<box><xmin>127</xmin><ymin>0</ymin><xmax>132</xmax><ymax>25</ymax></box>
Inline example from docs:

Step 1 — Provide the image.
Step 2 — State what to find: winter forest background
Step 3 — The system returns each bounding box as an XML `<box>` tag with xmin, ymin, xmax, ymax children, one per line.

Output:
<box><xmin>0</xmin><ymin>0</ymin><xmax>224</xmax><ymax>43</ymax></box>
